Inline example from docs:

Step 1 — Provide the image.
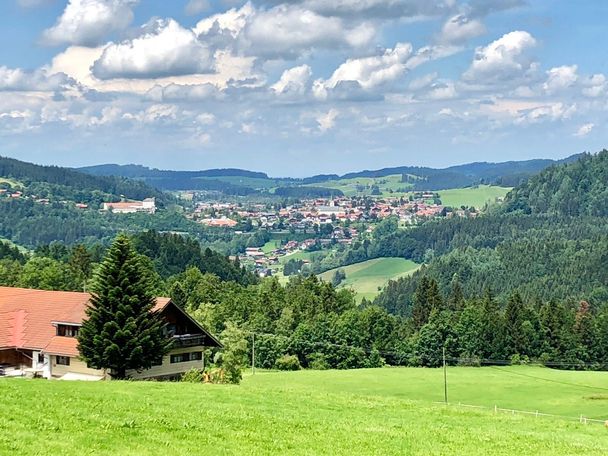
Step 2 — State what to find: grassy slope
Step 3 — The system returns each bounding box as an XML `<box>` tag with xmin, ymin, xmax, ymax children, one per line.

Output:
<box><xmin>310</xmin><ymin>174</ymin><xmax>412</xmax><ymax>197</ymax></box>
<box><xmin>2</xmin><ymin>367</ymin><xmax>608</xmax><ymax>455</ymax></box>
<box><xmin>319</xmin><ymin>258</ymin><xmax>419</xmax><ymax>301</ymax></box>
<box><xmin>438</xmin><ymin>185</ymin><xmax>511</xmax><ymax>209</ymax></box>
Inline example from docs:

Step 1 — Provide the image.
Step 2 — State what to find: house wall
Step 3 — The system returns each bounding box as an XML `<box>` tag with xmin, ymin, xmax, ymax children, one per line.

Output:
<box><xmin>50</xmin><ymin>355</ymin><xmax>104</xmax><ymax>378</ymax></box>
<box><xmin>127</xmin><ymin>346</ymin><xmax>205</xmax><ymax>380</ymax></box>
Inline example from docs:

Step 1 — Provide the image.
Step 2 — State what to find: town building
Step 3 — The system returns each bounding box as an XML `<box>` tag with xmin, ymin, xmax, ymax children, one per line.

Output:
<box><xmin>102</xmin><ymin>198</ymin><xmax>156</xmax><ymax>214</ymax></box>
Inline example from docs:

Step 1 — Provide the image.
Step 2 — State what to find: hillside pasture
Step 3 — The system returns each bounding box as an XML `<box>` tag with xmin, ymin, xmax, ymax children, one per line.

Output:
<box><xmin>1</xmin><ymin>367</ymin><xmax>607</xmax><ymax>455</ymax></box>
<box><xmin>310</xmin><ymin>174</ymin><xmax>412</xmax><ymax>197</ymax></box>
<box><xmin>438</xmin><ymin>185</ymin><xmax>511</xmax><ymax>209</ymax></box>
<box><xmin>319</xmin><ymin>258</ymin><xmax>419</xmax><ymax>301</ymax></box>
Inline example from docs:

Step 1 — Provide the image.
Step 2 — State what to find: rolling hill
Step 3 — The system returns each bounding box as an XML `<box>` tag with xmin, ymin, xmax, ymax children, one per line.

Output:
<box><xmin>77</xmin><ymin>154</ymin><xmax>580</xmax><ymax>194</ymax></box>
<box><xmin>319</xmin><ymin>258</ymin><xmax>420</xmax><ymax>301</ymax></box>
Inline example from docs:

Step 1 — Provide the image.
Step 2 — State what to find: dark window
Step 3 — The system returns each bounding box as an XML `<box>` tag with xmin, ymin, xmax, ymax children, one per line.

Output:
<box><xmin>38</xmin><ymin>353</ymin><xmax>44</xmax><ymax>364</ymax></box>
<box><xmin>170</xmin><ymin>352</ymin><xmax>203</xmax><ymax>364</ymax></box>
<box><xmin>56</xmin><ymin>356</ymin><xmax>70</xmax><ymax>366</ymax></box>
<box><xmin>57</xmin><ymin>324</ymin><xmax>80</xmax><ymax>337</ymax></box>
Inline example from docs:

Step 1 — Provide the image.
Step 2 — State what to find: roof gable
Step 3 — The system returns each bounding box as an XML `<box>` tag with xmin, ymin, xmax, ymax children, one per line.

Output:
<box><xmin>0</xmin><ymin>286</ymin><xmax>220</xmax><ymax>351</ymax></box>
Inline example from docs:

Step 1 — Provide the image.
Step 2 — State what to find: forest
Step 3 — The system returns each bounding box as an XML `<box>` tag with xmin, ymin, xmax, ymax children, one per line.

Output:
<box><xmin>326</xmin><ymin>151</ymin><xmax>608</xmax><ymax>307</ymax></box>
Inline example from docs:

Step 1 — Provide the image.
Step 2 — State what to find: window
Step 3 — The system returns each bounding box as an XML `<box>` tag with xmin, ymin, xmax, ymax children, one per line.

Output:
<box><xmin>57</xmin><ymin>324</ymin><xmax>80</xmax><ymax>337</ymax></box>
<box><xmin>170</xmin><ymin>352</ymin><xmax>203</xmax><ymax>364</ymax></box>
<box><xmin>56</xmin><ymin>356</ymin><xmax>70</xmax><ymax>366</ymax></box>
<box><xmin>37</xmin><ymin>353</ymin><xmax>44</xmax><ymax>364</ymax></box>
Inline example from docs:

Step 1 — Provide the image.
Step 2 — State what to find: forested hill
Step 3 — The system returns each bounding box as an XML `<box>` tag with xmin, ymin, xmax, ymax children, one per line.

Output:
<box><xmin>503</xmin><ymin>150</ymin><xmax>608</xmax><ymax>216</ymax></box>
<box><xmin>340</xmin><ymin>151</ymin><xmax>608</xmax><ymax>313</ymax></box>
<box><xmin>78</xmin><ymin>154</ymin><xmax>581</xmax><ymax>193</ymax></box>
<box><xmin>0</xmin><ymin>156</ymin><xmax>167</xmax><ymax>204</ymax></box>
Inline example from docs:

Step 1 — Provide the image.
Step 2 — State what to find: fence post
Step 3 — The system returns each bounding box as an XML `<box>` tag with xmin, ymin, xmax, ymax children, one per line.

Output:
<box><xmin>494</xmin><ymin>405</ymin><xmax>497</xmax><ymax>414</ymax></box>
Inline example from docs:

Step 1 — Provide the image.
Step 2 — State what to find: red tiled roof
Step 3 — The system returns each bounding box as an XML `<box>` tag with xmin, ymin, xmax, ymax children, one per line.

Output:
<box><xmin>0</xmin><ymin>287</ymin><xmax>172</xmax><ymax>352</ymax></box>
<box><xmin>44</xmin><ymin>336</ymin><xmax>79</xmax><ymax>357</ymax></box>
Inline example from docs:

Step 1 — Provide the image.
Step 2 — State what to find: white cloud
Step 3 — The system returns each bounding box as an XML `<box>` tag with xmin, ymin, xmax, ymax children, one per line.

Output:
<box><xmin>271</xmin><ymin>65</ymin><xmax>312</xmax><ymax>95</ymax></box>
<box><xmin>240</xmin><ymin>122</ymin><xmax>256</xmax><ymax>134</ymax></box>
<box><xmin>543</xmin><ymin>65</ymin><xmax>578</xmax><ymax>94</ymax></box>
<box><xmin>123</xmin><ymin>103</ymin><xmax>178</xmax><ymax>124</ymax></box>
<box><xmin>314</xmin><ymin>43</ymin><xmax>413</xmax><ymax>100</ymax></box>
<box><xmin>425</xmin><ymin>81</ymin><xmax>457</xmax><ymax>100</ymax></box>
<box><xmin>241</xmin><ymin>5</ymin><xmax>376</xmax><ymax>58</ymax></box>
<box><xmin>316</xmin><ymin>108</ymin><xmax>339</xmax><ymax>132</ymax></box>
<box><xmin>185</xmin><ymin>0</ymin><xmax>209</xmax><ymax>16</ymax></box>
<box><xmin>42</xmin><ymin>0</ymin><xmax>138</xmax><ymax>47</ymax></box>
<box><xmin>193</xmin><ymin>2</ymin><xmax>253</xmax><ymax>38</ymax></box>
<box><xmin>145</xmin><ymin>83</ymin><xmax>220</xmax><ymax>102</ymax></box>
<box><xmin>515</xmin><ymin>102</ymin><xmax>576</xmax><ymax>124</ymax></box>
<box><xmin>92</xmin><ymin>19</ymin><xmax>214</xmax><ymax>79</ymax></box>
<box><xmin>408</xmin><ymin>72</ymin><xmax>437</xmax><ymax>91</ymax></box>
<box><xmin>463</xmin><ymin>31</ymin><xmax>537</xmax><ymax>83</ymax></box>
<box><xmin>574</xmin><ymin>123</ymin><xmax>594</xmax><ymax>137</ymax></box>
<box><xmin>196</xmin><ymin>113</ymin><xmax>216</xmax><ymax>125</ymax></box>
<box><xmin>582</xmin><ymin>73</ymin><xmax>606</xmax><ymax>98</ymax></box>
<box><xmin>0</xmin><ymin>66</ymin><xmax>75</xmax><ymax>92</ymax></box>
<box><xmin>438</xmin><ymin>14</ymin><xmax>486</xmax><ymax>44</ymax></box>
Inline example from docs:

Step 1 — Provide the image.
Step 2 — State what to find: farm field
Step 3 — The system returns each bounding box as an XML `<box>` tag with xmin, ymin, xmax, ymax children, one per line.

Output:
<box><xmin>438</xmin><ymin>185</ymin><xmax>512</xmax><ymax>209</ymax></box>
<box><xmin>1</xmin><ymin>367</ymin><xmax>607</xmax><ymax>455</ymax></box>
<box><xmin>312</xmin><ymin>174</ymin><xmax>412</xmax><ymax>197</ymax></box>
<box><xmin>319</xmin><ymin>258</ymin><xmax>419</xmax><ymax>301</ymax></box>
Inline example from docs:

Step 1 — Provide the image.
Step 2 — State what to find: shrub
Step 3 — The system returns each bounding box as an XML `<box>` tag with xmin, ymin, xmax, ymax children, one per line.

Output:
<box><xmin>275</xmin><ymin>354</ymin><xmax>301</xmax><ymax>371</ymax></box>
<box><xmin>366</xmin><ymin>349</ymin><xmax>385</xmax><ymax>368</ymax></box>
<box><xmin>510</xmin><ymin>354</ymin><xmax>530</xmax><ymax>365</ymax></box>
<box><xmin>307</xmin><ymin>352</ymin><xmax>329</xmax><ymax>370</ymax></box>
<box><xmin>181</xmin><ymin>368</ymin><xmax>205</xmax><ymax>383</ymax></box>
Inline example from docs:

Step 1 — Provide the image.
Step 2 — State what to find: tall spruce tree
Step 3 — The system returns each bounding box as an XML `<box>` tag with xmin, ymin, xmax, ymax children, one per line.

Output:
<box><xmin>77</xmin><ymin>234</ymin><xmax>172</xmax><ymax>379</ymax></box>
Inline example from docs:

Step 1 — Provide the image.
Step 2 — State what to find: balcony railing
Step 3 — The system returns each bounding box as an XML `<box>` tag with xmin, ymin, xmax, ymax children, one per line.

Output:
<box><xmin>171</xmin><ymin>334</ymin><xmax>206</xmax><ymax>348</ymax></box>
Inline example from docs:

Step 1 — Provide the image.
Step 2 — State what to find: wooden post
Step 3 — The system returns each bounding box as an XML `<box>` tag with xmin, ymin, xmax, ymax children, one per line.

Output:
<box><xmin>443</xmin><ymin>346</ymin><xmax>448</xmax><ymax>404</ymax></box>
<box><xmin>251</xmin><ymin>333</ymin><xmax>256</xmax><ymax>375</ymax></box>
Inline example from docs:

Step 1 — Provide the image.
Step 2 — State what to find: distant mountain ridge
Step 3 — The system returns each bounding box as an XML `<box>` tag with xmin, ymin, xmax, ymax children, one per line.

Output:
<box><xmin>78</xmin><ymin>154</ymin><xmax>583</xmax><ymax>193</ymax></box>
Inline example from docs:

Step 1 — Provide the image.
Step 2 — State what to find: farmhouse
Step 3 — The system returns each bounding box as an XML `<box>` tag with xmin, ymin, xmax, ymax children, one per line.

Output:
<box><xmin>0</xmin><ymin>286</ymin><xmax>220</xmax><ymax>380</ymax></box>
<box><xmin>102</xmin><ymin>197</ymin><xmax>156</xmax><ymax>214</ymax></box>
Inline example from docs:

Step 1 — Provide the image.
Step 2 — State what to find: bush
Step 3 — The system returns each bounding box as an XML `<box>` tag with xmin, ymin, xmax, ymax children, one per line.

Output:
<box><xmin>510</xmin><ymin>354</ymin><xmax>530</xmax><ymax>365</ymax></box>
<box><xmin>275</xmin><ymin>354</ymin><xmax>301</xmax><ymax>371</ymax></box>
<box><xmin>307</xmin><ymin>352</ymin><xmax>329</xmax><ymax>370</ymax></box>
<box><xmin>181</xmin><ymin>368</ymin><xmax>205</xmax><ymax>383</ymax></box>
<box><xmin>366</xmin><ymin>349</ymin><xmax>385</xmax><ymax>368</ymax></box>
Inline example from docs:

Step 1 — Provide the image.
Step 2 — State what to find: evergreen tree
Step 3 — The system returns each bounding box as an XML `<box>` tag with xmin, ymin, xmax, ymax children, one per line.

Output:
<box><xmin>77</xmin><ymin>234</ymin><xmax>172</xmax><ymax>379</ymax></box>
<box><xmin>411</xmin><ymin>277</ymin><xmax>430</xmax><ymax>329</ymax></box>
<box><xmin>503</xmin><ymin>292</ymin><xmax>526</xmax><ymax>356</ymax></box>
<box><xmin>169</xmin><ymin>281</ymin><xmax>187</xmax><ymax>309</ymax></box>
<box><xmin>447</xmin><ymin>274</ymin><xmax>465</xmax><ymax>311</ymax></box>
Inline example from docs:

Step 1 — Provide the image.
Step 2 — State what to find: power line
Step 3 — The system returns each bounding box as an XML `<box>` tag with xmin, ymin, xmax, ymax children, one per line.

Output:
<box><xmin>486</xmin><ymin>365</ymin><xmax>608</xmax><ymax>392</ymax></box>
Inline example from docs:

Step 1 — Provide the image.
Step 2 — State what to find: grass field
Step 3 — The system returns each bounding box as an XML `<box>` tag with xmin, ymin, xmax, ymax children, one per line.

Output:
<box><xmin>1</xmin><ymin>367</ymin><xmax>608</xmax><ymax>455</ymax></box>
<box><xmin>0</xmin><ymin>177</ymin><xmax>22</xmax><ymax>188</ymax></box>
<box><xmin>319</xmin><ymin>258</ymin><xmax>419</xmax><ymax>301</ymax></box>
<box><xmin>261</xmin><ymin>239</ymin><xmax>281</xmax><ymax>253</ymax></box>
<box><xmin>438</xmin><ymin>185</ymin><xmax>512</xmax><ymax>209</ymax></box>
<box><xmin>310</xmin><ymin>174</ymin><xmax>412</xmax><ymax>197</ymax></box>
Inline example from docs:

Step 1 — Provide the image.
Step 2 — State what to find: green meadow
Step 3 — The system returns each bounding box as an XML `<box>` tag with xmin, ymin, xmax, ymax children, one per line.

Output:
<box><xmin>311</xmin><ymin>174</ymin><xmax>412</xmax><ymax>197</ymax></box>
<box><xmin>319</xmin><ymin>257</ymin><xmax>420</xmax><ymax>301</ymax></box>
<box><xmin>1</xmin><ymin>366</ymin><xmax>608</xmax><ymax>455</ymax></box>
<box><xmin>438</xmin><ymin>185</ymin><xmax>512</xmax><ymax>209</ymax></box>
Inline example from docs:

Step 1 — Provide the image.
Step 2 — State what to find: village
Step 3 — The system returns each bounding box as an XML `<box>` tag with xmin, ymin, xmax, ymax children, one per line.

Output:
<box><xmin>187</xmin><ymin>192</ymin><xmax>478</xmax><ymax>277</ymax></box>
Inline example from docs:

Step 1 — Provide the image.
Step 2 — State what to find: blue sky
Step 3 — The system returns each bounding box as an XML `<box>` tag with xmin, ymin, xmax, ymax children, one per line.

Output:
<box><xmin>0</xmin><ymin>0</ymin><xmax>606</xmax><ymax>176</ymax></box>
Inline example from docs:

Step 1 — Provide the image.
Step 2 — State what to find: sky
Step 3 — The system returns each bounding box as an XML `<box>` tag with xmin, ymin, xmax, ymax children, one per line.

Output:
<box><xmin>0</xmin><ymin>0</ymin><xmax>606</xmax><ymax>177</ymax></box>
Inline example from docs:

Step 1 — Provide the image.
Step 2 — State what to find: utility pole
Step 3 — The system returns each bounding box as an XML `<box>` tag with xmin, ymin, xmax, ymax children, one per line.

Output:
<box><xmin>443</xmin><ymin>345</ymin><xmax>448</xmax><ymax>404</ymax></box>
<box><xmin>251</xmin><ymin>332</ymin><xmax>256</xmax><ymax>375</ymax></box>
